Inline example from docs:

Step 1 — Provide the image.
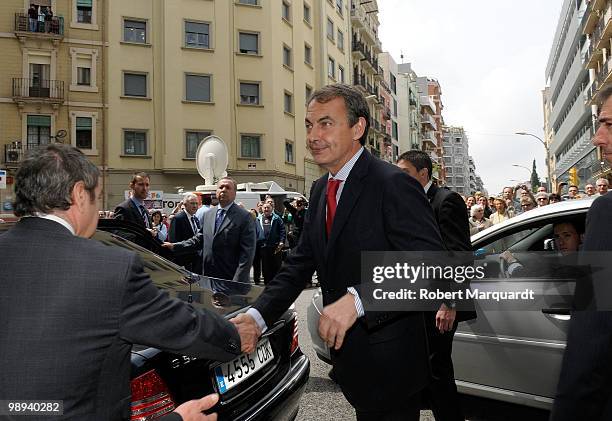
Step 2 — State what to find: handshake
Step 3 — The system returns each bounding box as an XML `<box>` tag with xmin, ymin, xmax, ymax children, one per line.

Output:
<box><xmin>229</xmin><ymin>313</ymin><xmax>262</xmax><ymax>353</ymax></box>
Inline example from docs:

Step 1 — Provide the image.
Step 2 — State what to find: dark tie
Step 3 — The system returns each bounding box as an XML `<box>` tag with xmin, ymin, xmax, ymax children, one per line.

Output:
<box><xmin>214</xmin><ymin>209</ymin><xmax>225</xmax><ymax>233</ymax></box>
<box><xmin>326</xmin><ymin>178</ymin><xmax>342</xmax><ymax>236</ymax></box>
<box><xmin>139</xmin><ymin>205</ymin><xmax>150</xmax><ymax>228</ymax></box>
<box><xmin>192</xmin><ymin>215</ymin><xmax>201</xmax><ymax>233</ymax></box>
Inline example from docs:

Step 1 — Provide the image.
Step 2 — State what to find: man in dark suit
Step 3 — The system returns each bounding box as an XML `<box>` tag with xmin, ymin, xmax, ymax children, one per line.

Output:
<box><xmin>166</xmin><ymin>177</ymin><xmax>256</xmax><ymax>284</ymax></box>
<box><xmin>397</xmin><ymin>150</ymin><xmax>475</xmax><ymax>421</ymax></box>
<box><xmin>257</xmin><ymin>202</ymin><xmax>286</xmax><ymax>284</ymax></box>
<box><xmin>231</xmin><ymin>84</ymin><xmax>445</xmax><ymax>420</ymax></box>
<box><xmin>0</xmin><ymin>144</ymin><xmax>240</xmax><ymax>421</ymax></box>
<box><xmin>170</xmin><ymin>193</ymin><xmax>203</xmax><ymax>273</ymax></box>
<box><xmin>550</xmin><ymin>85</ymin><xmax>612</xmax><ymax>421</ymax></box>
<box><xmin>114</xmin><ymin>171</ymin><xmax>153</xmax><ymax>229</ymax></box>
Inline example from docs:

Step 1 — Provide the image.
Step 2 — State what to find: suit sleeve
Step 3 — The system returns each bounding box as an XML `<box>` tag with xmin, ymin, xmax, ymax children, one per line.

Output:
<box><xmin>169</xmin><ymin>215</ymin><xmax>178</xmax><ymax>243</ymax></box>
<box><xmin>233</xmin><ymin>213</ymin><xmax>256</xmax><ymax>284</ymax></box>
<box><xmin>113</xmin><ymin>204</ymin><xmax>129</xmax><ymax>222</ymax></box>
<box><xmin>118</xmin><ymin>253</ymin><xmax>241</xmax><ymax>362</ymax></box>
<box><xmin>253</xmin><ymin>183</ymin><xmax>320</xmax><ymax>326</ymax></box>
<box><xmin>438</xmin><ymin>193</ymin><xmax>472</xmax><ymax>252</ymax></box>
<box><xmin>172</xmin><ymin>231</ymin><xmax>203</xmax><ymax>253</ymax></box>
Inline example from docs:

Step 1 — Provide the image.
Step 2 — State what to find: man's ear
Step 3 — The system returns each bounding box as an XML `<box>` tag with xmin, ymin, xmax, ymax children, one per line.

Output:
<box><xmin>352</xmin><ymin>117</ymin><xmax>367</xmax><ymax>142</ymax></box>
<box><xmin>71</xmin><ymin>181</ymin><xmax>87</xmax><ymax>212</ymax></box>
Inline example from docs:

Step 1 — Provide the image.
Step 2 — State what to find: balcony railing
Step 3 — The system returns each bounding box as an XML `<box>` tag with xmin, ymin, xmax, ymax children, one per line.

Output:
<box><xmin>4</xmin><ymin>142</ymin><xmax>25</xmax><ymax>165</ymax></box>
<box><xmin>13</xmin><ymin>78</ymin><xmax>64</xmax><ymax>101</ymax></box>
<box><xmin>14</xmin><ymin>13</ymin><xmax>64</xmax><ymax>37</ymax></box>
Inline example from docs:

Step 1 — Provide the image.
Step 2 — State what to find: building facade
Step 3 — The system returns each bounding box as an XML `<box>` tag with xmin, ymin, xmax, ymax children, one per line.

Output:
<box><xmin>443</xmin><ymin>126</ymin><xmax>471</xmax><ymax>195</ymax></box>
<box><xmin>397</xmin><ymin>62</ymin><xmax>421</xmax><ymax>153</ymax></box>
<box><xmin>0</xmin><ymin>0</ymin><xmax>105</xmax><ymax>211</ymax></box>
<box><xmin>378</xmin><ymin>51</ymin><xmax>399</xmax><ymax>162</ymax></box>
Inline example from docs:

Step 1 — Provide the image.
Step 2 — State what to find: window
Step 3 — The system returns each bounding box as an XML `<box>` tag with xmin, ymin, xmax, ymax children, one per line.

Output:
<box><xmin>241</xmin><ymin>134</ymin><xmax>261</xmax><ymax>158</ymax></box>
<box><xmin>124</xmin><ymin>130</ymin><xmax>147</xmax><ymax>155</ymax></box>
<box><xmin>284</xmin><ymin>91</ymin><xmax>293</xmax><ymax>114</ymax></box>
<box><xmin>240</xmin><ymin>82</ymin><xmax>260</xmax><ymax>105</ymax></box>
<box><xmin>282</xmin><ymin>1</ymin><xmax>291</xmax><ymax>22</ymax></box>
<box><xmin>76</xmin><ymin>117</ymin><xmax>92</xmax><ymax>149</ymax></box>
<box><xmin>185</xmin><ymin>130</ymin><xmax>211</xmax><ymax>159</ymax></box>
<box><xmin>185</xmin><ymin>74</ymin><xmax>211</xmax><ymax>102</ymax></box>
<box><xmin>337</xmin><ymin>29</ymin><xmax>344</xmax><ymax>50</ymax></box>
<box><xmin>327</xmin><ymin>18</ymin><xmax>334</xmax><ymax>41</ymax></box>
<box><xmin>283</xmin><ymin>45</ymin><xmax>292</xmax><ymax>68</ymax></box>
<box><xmin>77</xmin><ymin>67</ymin><xmax>91</xmax><ymax>85</ymax></box>
<box><xmin>185</xmin><ymin>21</ymin><xmax>210</xmax><ymax>49</ymax></box>
<box><xmin>390</xmin><ymin>73</ymin><xmax>397</xmax><ymax>94</ymax></box>
<box><xmin>124</xmin><ymin>73</ymin><xmax>147</xmax><ymax>97</ymax></box>
<box><xmin>305</xmin><ymin>84</ymin><xmax>313</xmax><ymax>102</ymax></box>
<box><xmin>328</xmin><ymin>57</ymin><xmax>335</xmax><ymax>79</ymax></box>
<box><xmin>303</xmin><ymin>3</ymin><xmax>311</xmax><ymax>24</ymax></box>
<box><xmin>239</xmin><ymin>32</ymin><xmax>259</xmax><ymax>54</ymax></box>
<box><xmin>285</xmin><ymin>141</ymin><xmax>294</xmax><ymax>163</ymax></box>
<box><xmin>238</xmin><ymin>0</ymin><xmax>259</xmax><ymax>4</ymax></box>
<box><xmin>336</xmin><ymin>0</ymin><xmax>343</xmax><ymax>15</ymax></box>
<box><xmin>27</xmin><ymin>115</ymin><xmax>51</xmax><ymax>150</ymax></box>
<box><xmin>393</xmin><ymin>98</ymin><xmax>398</xmax><ymax>116</ymax></box>
<box><xmin>392</xmin><ymin>121</ymin><xmax>398</xmax><ymax>140</ymax></box>
<box><xmin>77</xmin><ymin>0</ymin><xmax>93</xmax><ymax>24</ymax></box>
<box><xmin>304</xmin><ymin>43</ymin><xmax>312</xmax><ymax>64</ymax></box>
<box><xmin>124</xmin><ymin>19</ymin><xmax>146</xmax><ymax>43</ymax></box>
<box><xmin>338</xmin><ymin>65</ymin><xmax>345</xmax><ymax>83</ymax></box>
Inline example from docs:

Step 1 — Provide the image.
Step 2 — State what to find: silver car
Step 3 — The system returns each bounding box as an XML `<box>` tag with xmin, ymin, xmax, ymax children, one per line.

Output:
<box><xmin>307</xmin><ymin>198</ymin><xmax>595</xmax><ymax>410</ymax></box>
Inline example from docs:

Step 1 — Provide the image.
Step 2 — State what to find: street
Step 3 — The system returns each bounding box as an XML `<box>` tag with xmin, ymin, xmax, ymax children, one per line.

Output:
<box><xmin>293</xmin><ymin>288</ymin><xmax>552</xmax><ymax>421</ymax></box>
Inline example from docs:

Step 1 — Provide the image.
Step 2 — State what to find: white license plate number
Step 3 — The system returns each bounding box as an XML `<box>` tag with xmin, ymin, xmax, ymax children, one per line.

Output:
<box><xmin>214</xmin><ymin>339</ymin><xmax>274</xmax><ymax>394</ymax></box>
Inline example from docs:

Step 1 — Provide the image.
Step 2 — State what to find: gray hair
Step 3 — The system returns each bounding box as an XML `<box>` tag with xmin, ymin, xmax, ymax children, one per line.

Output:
<box><xmin>308</xmin><ymin>84</ymin><xmax>370</xmax><ymax>145</ymax></box>
<box><xmin>13</xmin><ymin>144</ymin><xmax>100</xmax><ymax>217</ymax></box>
<box><xmin>470</xmin><ymin>204</ymin><xmax>484</xmax><ymax>217</ymax></box>
<box><xmin>183</xmin><ymin>193</ymin><xmax>198</xmax><ymax>203</ymax></box>
<box><xmin>597</xmin><ymin>178</ymin><xmax>609</xmax><ymax>186</ymax></box>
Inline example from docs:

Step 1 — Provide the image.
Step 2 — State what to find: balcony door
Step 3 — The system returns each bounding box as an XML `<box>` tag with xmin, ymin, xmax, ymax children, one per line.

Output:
<box><xmin>27</xmin><ymin>115</ymin><xmax>51</xmax><ymax>149</ymax></box>
<box><xmin>29</xmin><ymin>63</ymin><xmax>50</xmax><ymax>97</ymax></box>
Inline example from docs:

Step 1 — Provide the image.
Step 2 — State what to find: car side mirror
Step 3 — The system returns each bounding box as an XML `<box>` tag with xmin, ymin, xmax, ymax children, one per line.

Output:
<box><xmin>544</xmin><ymin>238</ymin><xmax>556</xmax><ymax>251</ymax></box>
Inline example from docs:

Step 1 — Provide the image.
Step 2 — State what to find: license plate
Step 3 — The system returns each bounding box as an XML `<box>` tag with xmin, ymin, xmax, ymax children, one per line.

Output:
<box><xmin>214</xmin><ymin>339</ymin><xmax>274</xmax><ymax>394</ymax></box>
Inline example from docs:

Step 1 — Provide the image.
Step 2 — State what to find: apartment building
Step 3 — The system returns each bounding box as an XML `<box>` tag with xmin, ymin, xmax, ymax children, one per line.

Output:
<box><xmin>397</xmin><ymin>62</ymin><xmax>421</xmax><ymax>153</ymax></box>
<box><xmin>378</xmin><ymin>52</ymin><xmax>399</xmax><ymax>162</ymax></box>
<box><xmin>581</xmin><ymin>0</ymin><xmax>612</xmax><ymax>181</ymax></box>
<box><xmin>442</xmin><ymin>126</ymin><xmax>471</xmax><ymax>195</ymax></box>
<box><xmin>0</xmin><ymin>0</ymin><xmax>105</xmax><ymax>209</ymax></box>
<box><xmin>104</xmin><ymin>0</ymin><xmax>351</xmax><ymax>207</ymax></box>
<box><xmin>416</xmin><ymin>76</ymin><xmax>441</xmax><ymax>180</ymax></box>
<box><xmin>543</xmin><ymin>0</ymin><xmax>596</xmax><ymax>191</ymax></box>
<box><xmin>349</xmin><ymin>0</ymin><xmax>385</xmax><ymax>159</ymax></box>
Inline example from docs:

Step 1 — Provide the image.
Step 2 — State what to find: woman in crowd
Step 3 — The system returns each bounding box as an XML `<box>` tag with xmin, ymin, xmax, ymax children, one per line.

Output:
<box><xmin>469</xmin><ymin>204</ymin><xmax>493</xmax><ymax>235</ymax></box>
<box><xmin>151</xmin><ymin>210</ymin><xmax>168</xmax><ymax>242</ymax></box>
<box><xmin>490</xmin><ymin>197</ymin><xmax>511</xmax><ymax>225</ymax></box>
<box><xmin>519</xmin><ymin>195</ymin><xmax>536</xmax><ymax>212</ymax></box>
<box><xmin>549</xmin><ymin>193</ymin><xmax>562</xmax><ymax>204</ymax></box>
<box><xmin>477</xmin><ymin>196</ymin><xmax>493</xmax><ymax>218</ymax></box>
<box><xmin>465</xmin><ymin>196</ymin><xmax>476</xmax><ymax>214</ymax></box>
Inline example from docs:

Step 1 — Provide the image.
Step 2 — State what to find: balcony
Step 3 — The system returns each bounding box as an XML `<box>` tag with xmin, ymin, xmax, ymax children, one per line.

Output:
<box><xmin>382</xmin><ymin>106</ymin><xmax>391</xmax><ymax>120</ymax></box>
<box><xmin>353</xmin><ymin>71</ymin><xmax>367</xmax><ymax>93</ymax></box>
<box><xmin>4</xmin><ymin>142</ymin><xmax>24</xmax><ymax>166</ymax></box>
<box><xmin>585</xmin><ymin>39</ymin><xmax>603</xmax><ymax>69</ymax></box>
<box><xmin>583</xmin><ymin>0</ymin><xmax>597</xmax><ymax>35</ymax></box>
<box><xmin>595</xmin><ymin>3</ymin><xmax>612</xmax><ymax>50</ymax></box>
<box><xmin>350</xmin><ymin>4</ymin><xmax>366</xmax><ymax>29</ymax></box>
<box><xmin>351</xmin><ymin>37</ymin><xmax>365</xmax><ymax>60</ymax></box>
<box><xmin>421</xmin><ymin>113</ymin><xmax>437</xmax><ymax>130</ymax></box>
<box><xmin>422</xmin><ymin>131</ymin><xmax>437</xmax><ymax>148</ymax></box>
<box><xmin>379</xmin><ymin>79</ymin><xmax>391</xmax><ymax>94</ymax></box>
<box><xmin>361</xmin><ymin>50</ymin><xmax>377</xmax><ymax>74</ymax></box>
<box><xmin>597</xmin><ymin>55</ymin><xmax>612</xmax><ymax>86</ymax></box>
<box><xmin>12</xmin><ymin>78</ymin><xmax>65</xmax><ymax>106</ymax></box>
<box><xmin>14</xmin><ymin>13</ymin><xmax>64</xmax><ymax>44</ymax></box>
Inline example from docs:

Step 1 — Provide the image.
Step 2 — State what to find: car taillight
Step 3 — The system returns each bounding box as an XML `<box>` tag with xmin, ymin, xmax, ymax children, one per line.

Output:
<box><xmin>290</xmin><ymin>316</ymin><xmax>299</xmax><ymax>354</ymax></box>
<box><xmin>130</xmin><ymin>369</ymin><xmax>176</xmax><ymax>421</ymax></box>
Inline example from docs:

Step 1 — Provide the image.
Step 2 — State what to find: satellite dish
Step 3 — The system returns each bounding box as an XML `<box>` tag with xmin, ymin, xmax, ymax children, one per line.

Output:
<box><xmin>195</xmin><ymin>135</ymin><xmax>228</xmax><ymax>186</ymax></box>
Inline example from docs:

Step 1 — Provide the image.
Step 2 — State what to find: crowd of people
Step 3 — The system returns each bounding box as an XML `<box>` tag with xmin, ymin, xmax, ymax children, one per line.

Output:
<box><xmin>26</xmin><ymin>3</ymin><xmax>57</xmax><ymax>33</ymax></box>
<box><xmin>462</xmin><ymin>179</ymin><xmax>609</xmax><ymax>235</ymax></box>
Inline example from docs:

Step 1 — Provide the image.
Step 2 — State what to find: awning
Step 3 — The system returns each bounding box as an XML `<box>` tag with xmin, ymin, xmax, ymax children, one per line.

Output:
<box><xmin>32</xmin><ymin>0</ymin><xmax>51</xmax><ymax>7</ymax></box>
<box><xmin>27</xmin><ymin>115</ymin><xmax>51</xmax><ymax>127</ymax></box>
<box><xmin>76</xmin><ymin>0</ymin><xmax>92</xmax><ymax>7</ymax></box>
<box><xmin>76</xmin><ymin>117</ymin><xmax>92</xmax><ymax>129</ymax></box>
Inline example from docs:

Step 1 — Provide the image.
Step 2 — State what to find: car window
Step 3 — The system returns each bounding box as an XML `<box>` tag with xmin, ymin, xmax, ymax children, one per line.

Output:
<box><xmin>477</xmin><ymin>226</ymin><xmax>541</xmax><ymax>255</ymax></box>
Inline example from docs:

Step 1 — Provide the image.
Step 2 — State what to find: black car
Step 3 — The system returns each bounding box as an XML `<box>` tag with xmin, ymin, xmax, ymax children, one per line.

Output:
<box><xmin>0</xmin><ymin>219</ymin><xmax>310</xmax><ymax>420</ymax></box>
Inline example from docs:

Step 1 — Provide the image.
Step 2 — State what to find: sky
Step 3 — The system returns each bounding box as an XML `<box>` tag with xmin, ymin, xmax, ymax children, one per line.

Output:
<box><xmin>377</xmin><ymin>0</ymin><xmax>565</xmax><ymax>195</ymax></box>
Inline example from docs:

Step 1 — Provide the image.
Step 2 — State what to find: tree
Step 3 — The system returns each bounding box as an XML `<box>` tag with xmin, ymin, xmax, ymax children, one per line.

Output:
<box><xmin>530</xmin><ymin>159</ymin><xmax>541</xmax><ymax>189</ymax></box>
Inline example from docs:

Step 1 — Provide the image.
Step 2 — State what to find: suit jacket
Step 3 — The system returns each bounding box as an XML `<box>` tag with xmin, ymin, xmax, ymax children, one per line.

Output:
<box><xmin>551</xmin><ymin>192</ymin><xmax>612</xmax><ymax>421</ymax></box>
<box><xmin>114</xmin><ymin>198</ymin><xmax>151</xmax><ymax>228</ymax></box>
<box><xmin>253</xmin><ymin>150</ymin><xmax>445</xmax><ymax>411</ymax></box>
<box><xmin>427</xmin><ymin>184</ymin><xmax>477</xmax><ymax>322</ymax></box>
<box><xmin>257</xmin><ymin>212</ymin><xmax>286</xmax><ymax>248</ymax></box>
<box><xmin>0</xmin><ymin>217</ymin><xmax>240</xmax><ymax>421</ymax></box>
<box><xmin>173</xmin><ymin>203</ymin><xmax>256</xmax><ymax>284</ymax></box>
<box><xmin>169</xmin><ymin>210</ymin><xmax>202</xmax><ymax>272</ymax></box>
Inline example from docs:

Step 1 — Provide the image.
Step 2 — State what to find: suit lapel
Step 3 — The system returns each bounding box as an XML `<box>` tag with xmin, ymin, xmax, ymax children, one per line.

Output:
<box><xmin>214</xmin><ymin>204</ymin><xmax>233</xmax><ymax>238</ymax></box>
<box><xmin>326</xmin><ymin>151</ymin><xmax>370</xmax><ymax>254</ymax></box>
<box><xmin>427</xmin><ymin>184</ymin><xmax>438</xmax><ymax>204</ymax></box>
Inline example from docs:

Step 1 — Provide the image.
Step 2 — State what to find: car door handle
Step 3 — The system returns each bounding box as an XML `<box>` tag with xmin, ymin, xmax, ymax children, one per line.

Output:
<box><xmin>542</xmin><ymin>307</ymin><xmax>571</xmax><ymax>320</ymax></box>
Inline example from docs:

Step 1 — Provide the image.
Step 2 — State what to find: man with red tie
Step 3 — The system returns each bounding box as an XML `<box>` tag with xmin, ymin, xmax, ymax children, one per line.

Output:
<box><xmin>231</xmin><ymin>84</ymin><xmax>444</xmax><ymax>420</ymax></box>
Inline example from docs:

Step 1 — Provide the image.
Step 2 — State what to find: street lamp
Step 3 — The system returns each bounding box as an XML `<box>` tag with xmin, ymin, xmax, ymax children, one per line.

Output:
<box><xmin>515</xmin><ymin>131</ymin><xmax>551</xmax><ymax>191</ymax></box>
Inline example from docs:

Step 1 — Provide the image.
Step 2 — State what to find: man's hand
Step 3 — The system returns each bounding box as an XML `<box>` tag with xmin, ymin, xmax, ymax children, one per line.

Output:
<box><xmin>162</xmin><ymin>242</ymin><xmax>174</xmax><ymax>250</ymax></box>
<box><xmin>435</xmin><ymin>304</ymin><xmax>456</xmax><ymax>333</ymax></box>
<box><xmin>230</xmin><ymin>313</ymin><xmax>261</xmax><ymax>353</ymax></box>
<box><xmin>318</xmin><ymin>293</ymin><xmax>358</xmax><ymax>350</ymax></box>
<box><xmin>173</xmin><ymin>393</ymin><xmax>219</xmax><ymax>421</ymax></box>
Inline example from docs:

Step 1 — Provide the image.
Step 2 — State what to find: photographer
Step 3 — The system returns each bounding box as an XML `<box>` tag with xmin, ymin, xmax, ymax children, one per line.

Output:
<box><xmin>283</xmin><ymin>197</ymin><xmax>307</xmax><ymax>248</ymax></box>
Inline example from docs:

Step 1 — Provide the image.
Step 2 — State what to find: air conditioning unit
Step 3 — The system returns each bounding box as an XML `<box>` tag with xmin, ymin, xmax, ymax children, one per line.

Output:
<box><xmin>5</xmin><ymin>142</ymin><xmax>23</xmax><ymax>164</ymax></box>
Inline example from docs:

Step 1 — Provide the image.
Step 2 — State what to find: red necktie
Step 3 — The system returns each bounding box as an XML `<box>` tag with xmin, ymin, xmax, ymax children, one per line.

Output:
<box><xmin>326</xmin><ymin>178</ymin><xmax>342</xmax><ymax>236</ymax></box>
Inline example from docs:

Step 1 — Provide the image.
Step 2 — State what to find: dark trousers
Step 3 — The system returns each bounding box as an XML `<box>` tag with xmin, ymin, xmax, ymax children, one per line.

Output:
<box><xmin>253</xmin><ymin>245</ymin><xmax>262</xmax><ymax>284</ymax></box>
<box><xmin>423</xmin><ymin>312</ymin><xmax>464</xmax><ymax>421</ymax></box>
<box><xmin>355</xmin><ymin>392</ymin><xmax>420</xmax><ymax>421</ymax></box>
<box><xmin>261</xmin><ymin>246</ymin><xmax>282</xmax><ymax>285</ymax></box>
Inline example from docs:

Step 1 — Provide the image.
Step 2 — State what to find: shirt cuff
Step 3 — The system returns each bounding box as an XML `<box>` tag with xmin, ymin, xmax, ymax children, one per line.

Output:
<box><xmin>347</xmin><ymin>287</ymin><xmax>365</xmax><ymax>318</ymax></box>
<box><xmin>246</xmin><ymin>307</ymin><xmax>268</xmax><ymax>333</ymax></box>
